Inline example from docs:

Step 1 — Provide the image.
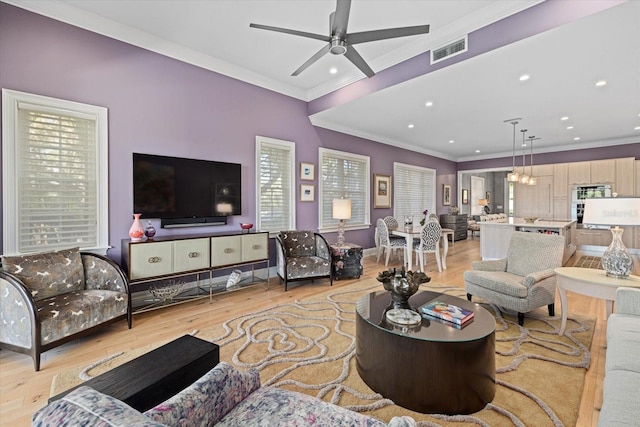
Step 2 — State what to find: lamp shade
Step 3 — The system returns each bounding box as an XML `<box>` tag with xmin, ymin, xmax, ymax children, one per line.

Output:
<box><xmin>477</xmin><ymin>199</ymin><xmax>488</xmax><ymax>206</ymax></box>
<box><xmin>332</xmin><ymin>198</ymin><xmax>352</xmax><ymax>220</ymax></box>
<box><xmin>583</xmin><ymin>198</ymin><xmax>640</xmax><ymax>226</ymax></box>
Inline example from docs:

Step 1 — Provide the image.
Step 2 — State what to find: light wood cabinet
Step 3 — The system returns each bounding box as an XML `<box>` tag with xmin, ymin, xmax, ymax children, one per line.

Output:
<box><xmin>575</xmin><ymin>228</ymin><xmax>612</xmax><ymax>247</ymax></box>
<box><xmin>614</xmin><ymin>158</ymin><xmax>635</xmax><ymax>196</ymax></box>
<box><xmin>514</xmin><ymin>175</ymin><xmax>553</xmax><ymax>218</ymax></box>
<box><xmin>568</xmin><ymin>161</ymin><xmax>591</xmax><ymax>185</ymax></box>
<box><xmin>553</xmin><ymin>163</ymin><xmax>569</xmax><ymax>198</ymax></box>
<box><xmin>532</xmin><ymin>164</ymin><xmax>554</xmax><ymax>177</ymax></box>
<box><xmin>590</xmin><ymin>159</ymin><xmax>615</xmax><ymax>184</ymax></box>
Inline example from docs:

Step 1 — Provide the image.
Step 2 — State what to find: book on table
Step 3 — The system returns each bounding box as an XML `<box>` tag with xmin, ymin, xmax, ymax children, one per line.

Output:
<box><xmin>421</xmin><ymin>300</ymin><xmax>474</xmax><ymax>325</ymax></box>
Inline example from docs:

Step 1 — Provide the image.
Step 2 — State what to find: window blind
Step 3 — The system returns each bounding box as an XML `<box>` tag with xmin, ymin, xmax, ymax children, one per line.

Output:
<box><xmin>15</xmin><ymin>105</ymin><xmax>99</xmax><ymax>252</ymax></box>
<box><xmin>256</xmin><ymin>136</ymin><xmax>295</xmax><ymax>232</ymax></box>
<box><xmin>319</xmin><ymin>148</ymin><xmax>370</xmax><ymax>230</ymax></box>
<box><xmin>393</xmin><ymin>162</ymin><xmax>436</xmax><ymax>219</ymax></box>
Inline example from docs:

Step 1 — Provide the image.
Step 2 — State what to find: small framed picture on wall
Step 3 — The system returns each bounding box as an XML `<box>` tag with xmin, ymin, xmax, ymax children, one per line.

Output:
<box><xmin>373</xmin><ymin>174</ymin><xmax>392</xmax><ymax>208</ymax></box>
<box><xmin>486</xmin><ymin>191</ymin><xmax>491</xmax><ymax>205</ymax></box>
<box><xmin>300</xmin><ymin>162</ymin><xmax>314</xmax><ymax>180</ymax></box>
<box><xmin>300</xmin><ymin>184</ymin><xmax>315</xmax><ymax>202</ymax></box>
<box><xmin>443</xmin><ymin>184</ymin><xmax>451</xmax><ymax>206</ymax></box>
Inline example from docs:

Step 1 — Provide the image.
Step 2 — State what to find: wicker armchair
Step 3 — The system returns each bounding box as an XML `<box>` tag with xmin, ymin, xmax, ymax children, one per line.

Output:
<box><xmin>464</xmin><ymin>231</ymin><xmax>565</xmax><ymax>326</ymax></box>
<box><xmin>0</xmin><ymin>248</ymin><xmax>131</xmax><ymax>371</ymax></box>
<box><xmin>275</xmin><ymin>231</ymin><xmax>332</xmax><ymax>291</ymax></box>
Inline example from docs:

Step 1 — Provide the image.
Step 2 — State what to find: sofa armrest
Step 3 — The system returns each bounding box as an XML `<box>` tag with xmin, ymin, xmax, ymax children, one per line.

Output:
<box><xmin>523</xmin><ymin>268</ymin><xmax>556</xmax><ymax>288</ymax></box>
<box><xmin>144</xmin><ymin>362</ymin><xmax>260</xmax><ymax>426</ymax></box>
<box><xmin>471</xmin><ymin>259</ymin><xmax>507</xmax><ymax>272</ymax></box>
<box><xmin>0</xmin><ymin>271</ymin><xmax>37</xmax><ymax>349</ymax></box>
<box><xmin>81</xmin><ymin>252</ymin><xmax>129</xmax><ymax>294</ymax></box>
<box><xmin>615</xmin><ymin>287</ymin><xmax>640</xmax><ymax>316</ymax></box>
<box><xmin>314</xmin><ymin>233</ymin><xmax>331</xmax><ymax>261</ymax></box>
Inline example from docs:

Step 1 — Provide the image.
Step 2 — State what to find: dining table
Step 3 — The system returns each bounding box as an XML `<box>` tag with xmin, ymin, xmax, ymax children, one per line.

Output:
<box><xmin>390</xmin><ymin>226</ymin><xmax>453</xmax><ymax>272</ymax></box>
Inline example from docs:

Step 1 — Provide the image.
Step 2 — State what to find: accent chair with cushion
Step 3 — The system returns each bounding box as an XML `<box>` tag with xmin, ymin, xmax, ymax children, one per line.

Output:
<box><xmin>0</xmin><ymin>247</ymin><xmax>131</xmax><ymax>371</ymax></box>
<box><xmin>413</xmin><ymin>219</ymin><xmax>442</xmax><ymax>272</ymax></box>
<box><xmin>464</xmin><ymin>231</ymin><xmax>565</xmax><ymax>326</ymax></box>
<box><xmin>275</xmin><ymin>230</ymin><xmax>332</xmax><ymax>291</ymax></box>
<box><xmin>376</xmin><ymin>218</ymin><xmax>407</xmax><ymax>267</ymax></box>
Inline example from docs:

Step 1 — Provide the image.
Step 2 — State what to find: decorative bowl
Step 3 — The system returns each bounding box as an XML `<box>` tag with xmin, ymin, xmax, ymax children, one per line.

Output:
<box><xmin>240</xmin><ymin>223</ymin><xmax>253</xmax><ymax>230</ymax></box>
<box><xmin>523</xmin><ymin>216</ymin><xmax>538</xmax><ymax>223</ymax></box>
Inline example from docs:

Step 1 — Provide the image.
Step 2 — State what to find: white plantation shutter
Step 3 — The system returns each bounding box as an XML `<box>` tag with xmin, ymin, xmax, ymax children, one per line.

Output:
<box><xmin>319</xmin><ymin>148</ymin><xmax>370</xmax><ymax>230</ymax></box>
<box><xmin>393</xmin><ymin>162</ymin><xmax>436</xmax><ymax>219</ymax></box>
<box><xmin>2</xmin><ymin>90</ymin><xmax>108</xmax><ymax>255</ymax></box>
<box><xmin>255</xmin><ymin>136</ymin><xmax>295</xmax><ymax>233</ymax></box>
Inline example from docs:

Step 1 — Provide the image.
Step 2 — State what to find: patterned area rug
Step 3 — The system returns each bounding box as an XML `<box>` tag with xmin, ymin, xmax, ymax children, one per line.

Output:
<box><xmin>51</xmin><ymin>280</ymin><xmax>594</xmax><ymax>426</ymax></box>
<box><xmin>574</xmin><ymin>255</ymin><xmax>603</xmax><ymax>270</ymax></box>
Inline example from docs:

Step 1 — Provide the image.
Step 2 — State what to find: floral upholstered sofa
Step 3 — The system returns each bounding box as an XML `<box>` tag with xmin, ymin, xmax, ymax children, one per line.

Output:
<box><xmin>0</xmin><ymin>247</ymin><xmax>131</xmax><ymax>371</ymax></box>
<box><xmin>33</xmin><ymin>362</ymin><xmax>416</xmax><ymax>426</ymax></box>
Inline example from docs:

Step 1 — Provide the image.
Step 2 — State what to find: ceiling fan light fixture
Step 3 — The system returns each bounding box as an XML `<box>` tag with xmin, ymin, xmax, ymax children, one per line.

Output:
<box><xmin>330</xmin><ymin>38</ymin><xmax>347</xmax><ymax>55</ymax></box>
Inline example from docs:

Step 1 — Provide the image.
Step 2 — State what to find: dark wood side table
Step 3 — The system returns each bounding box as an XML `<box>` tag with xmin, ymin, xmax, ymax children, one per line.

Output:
<box><xmin>356</xmin><ymin>291</ymin><xmax>495</xmax><ymax>415</ymax></box>
<box><xmin>440</xmin><ymin>214</ymin><xmax>468</xmax><ymax>242</ymax></box>
<box><xmin>330</xmin><ymin>243</ymin><xmax>363</xmax><ymax>280</ymax></box>
<box><xmin>49</xmin><ymin>335</ymin><xmax>219</xmax><ymax>411</ymax></box>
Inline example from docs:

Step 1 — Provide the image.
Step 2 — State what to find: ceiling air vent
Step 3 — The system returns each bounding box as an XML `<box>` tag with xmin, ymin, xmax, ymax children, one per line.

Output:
<box><xmin>431</xmin><ymin>36</ymin><xmax>468</xmax><ymax>64</ymax></box>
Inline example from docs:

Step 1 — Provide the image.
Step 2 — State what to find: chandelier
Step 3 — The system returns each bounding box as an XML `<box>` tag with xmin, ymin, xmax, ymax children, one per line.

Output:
<box><xmin>527</xmin><ymin>135</ymin><xmax>539</xmax><ymax>186</ymax></box>
<box><xmin>519</xmin><ymin>129</ymin><xmax>529</xmax><ymax>184</ymax></box>
<box><xmin>505</xmin><ymin>118</ymin><xmax>522</xmax><ymax>182</ymax></box>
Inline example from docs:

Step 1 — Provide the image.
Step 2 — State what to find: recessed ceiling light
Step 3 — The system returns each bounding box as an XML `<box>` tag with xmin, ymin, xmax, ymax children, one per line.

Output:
<box><xmin>574</xmin><ymin>137</ymin><xmax>581</xmax><ymax>141</ymax></box>
<box><xmin>595</xmin><ymin>80</ymin><xmax>607</xmax><ymax>87</ymax></box>
<box><xmin>475</xmin><ymin>149</ymin><xmax>480</xmax><ymax>153</ymax></box>
<box><xmin>329</xmin><ymin>67</ymin><xmax>337</xmax><ymax>74</ymax></box>
<box><xmin>635</xmin><ymin>126</ymin><xmax>640</xmax><ymax>130</ymax></box>
<box><xmin>566</xmin><ymin>126</ymin><xmax>574</xmax><ymax>130</ymax></box>
<box><xmin>425</xmin><ymin>101</ymin><xmax>433</xmax><ymax>107</ymax></box>
<box><xmin>519</xmin><ymin>74</ymin><xmax>530</xmax><ymax>81</ymax></box>
<box><xmin>449</xmin><ymin>140</ymin><xmax>454</xmax><ymax>144</ymax></box>
<box><xmin>561</xmin><ymin>116</ymin><xmax>569</xmax><ymax>121</ymax></box>
<box><xmin>407</xmin><ymin>124</ymin><xmax>414</xmax><ymax>129</ymax></box>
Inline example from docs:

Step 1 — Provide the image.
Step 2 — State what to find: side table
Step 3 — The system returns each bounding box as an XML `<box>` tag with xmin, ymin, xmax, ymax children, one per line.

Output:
<box><xmin>330</xmin><ymin>243</ymin><xmax>363</xmax><ymax>280</ymax></box>
<box><xmin>555</xmin><ymin>267</ymin><xmax>640</xmax><ymax>335</ymax></box>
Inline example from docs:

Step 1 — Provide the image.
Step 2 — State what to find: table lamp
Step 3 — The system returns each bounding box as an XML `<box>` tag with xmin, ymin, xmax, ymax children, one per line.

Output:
<box><xmin>332</xmin><ymin>198</ymin><xmax>352</xmax><ymax>245</ymax></box>
<box><xmin>478</xmin><ymin>198</ymin><xmax>489</xmax><ymax>215</ymax></box>
<box><xmin>583</xmin><ymin>197</ymin><xmax>640</xmax><ymax>279</ymax></box>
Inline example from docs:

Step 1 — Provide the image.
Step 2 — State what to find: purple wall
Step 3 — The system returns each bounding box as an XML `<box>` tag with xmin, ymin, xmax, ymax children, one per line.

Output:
<box><xmin>0</xmin><ymin>3</ymin><xmax>457</xmax><ymax>261</ymax></box>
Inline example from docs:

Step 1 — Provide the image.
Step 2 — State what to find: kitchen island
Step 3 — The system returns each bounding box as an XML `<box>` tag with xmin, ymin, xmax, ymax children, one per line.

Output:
<box><xmin>479</xmin><ymin>218</ymin><xmax>577</xmax><ymax>264</ymax></box>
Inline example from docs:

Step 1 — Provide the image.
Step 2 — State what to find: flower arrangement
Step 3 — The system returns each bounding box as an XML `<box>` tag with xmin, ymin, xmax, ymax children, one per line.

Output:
<box><xmin>419</xmin><ymin>209</ymin><xmax>429</xmax><ymax>226</ymax></box>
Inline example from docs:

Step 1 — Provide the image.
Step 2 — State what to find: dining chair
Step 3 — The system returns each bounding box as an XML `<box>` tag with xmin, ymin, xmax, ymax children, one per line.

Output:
<box><xmin>376</xmin><ymin>216</ymin><xmax>404</xmax><ymax>263</ymax></box>
<box><xmin>413</xmin><ymin>219</ymin><xmax>443</xmax><ymax>272</ymax></box>
<box><xmin>376</xmin><ymin>218</ymin><xmax>407</xmax><ymax>266</ymax></box>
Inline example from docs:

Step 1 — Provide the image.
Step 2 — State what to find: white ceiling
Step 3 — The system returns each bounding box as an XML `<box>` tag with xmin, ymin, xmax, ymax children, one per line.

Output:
<box><xmin>9</xmin><ymin>0</ymin><xmax>640</xmax><ymax>162</ymax></box>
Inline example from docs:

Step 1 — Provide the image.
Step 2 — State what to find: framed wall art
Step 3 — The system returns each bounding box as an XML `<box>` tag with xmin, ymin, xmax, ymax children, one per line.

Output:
<box><xmin>300</xmin><ymin>184</ymin><xmax>315</xmax><ymax>202</ymax></box>
<box><xmin>486</xmin><ymin>191</ymin><xmax>491</xmax><ymax>204</ymax></box>
<box><xmin>373</xmin><ymin>174</ymin><xmax>392</xmax><ymax>208</ymax></box>
<box><xmin>300</xmin><ymin>162</ymin><xmax>314</xmax><ymax>180</ymax></box>
<box><xmin>443</xmin><ymin>184</ymin><xmax>451</xmax><ymax>206</ymax></box>
<box><xmin>462</xmin><ymin>189</ymin><xmax>469</xmax><ymax>204</ymax></box>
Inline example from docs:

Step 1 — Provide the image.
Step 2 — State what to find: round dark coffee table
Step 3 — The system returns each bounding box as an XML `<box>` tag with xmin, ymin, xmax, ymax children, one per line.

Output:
<box><xmin>355</xmin><ymin>290</ymin><xmax>495</xmax><ymax>415</ymax></box>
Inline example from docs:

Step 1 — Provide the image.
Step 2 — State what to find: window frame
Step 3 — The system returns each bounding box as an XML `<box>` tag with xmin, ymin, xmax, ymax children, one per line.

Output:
<box><xmin>2</xmin><ymin>89</ymin><xmax>109</xmax><ymax>255</ymax></box>
<box><xmin>318</xmin><ymin>147</ymin><xmax>370</xmax><ymax>233</ymax></box>
<box><xmin>255</xmin><ymin>135</ymin><xmax>296</xmax><ymax>235</ymax></box>
<box><xmin>393</xmin><ymin>162</ymin><xmax>437</xmax><ymax>220</ymax></box>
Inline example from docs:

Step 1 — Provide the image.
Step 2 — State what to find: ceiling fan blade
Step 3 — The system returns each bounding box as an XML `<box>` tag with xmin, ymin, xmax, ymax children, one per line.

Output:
<box><xmin>344</xmin><ymin>46</ymin><xmax>375</xmax><ymax>77</ymax></box>
<box><xmin>331</xmin><ymin>0</ymin><xmax>351</xmax><ymax>38</ymax></box>
<box><xmin>347</xmin><ymin>25</ymin><xmax>430</xmax><ymax>45</ymax></box>
<box><xmin>250</xmin><ymin>23</ymin><xmax>330</xmax><ymax>42</ymax></box>
<box><xmin>292</xmin><ymin>43</ymin><xmax>331</xmax><ymax>76</ymax></box>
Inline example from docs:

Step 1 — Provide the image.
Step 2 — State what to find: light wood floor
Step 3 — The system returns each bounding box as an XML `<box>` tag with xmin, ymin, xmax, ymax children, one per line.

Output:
<box><xmin>0</xmin><ymin>238</ymin><xmax>619</xmax><ymax>426</ymax></box>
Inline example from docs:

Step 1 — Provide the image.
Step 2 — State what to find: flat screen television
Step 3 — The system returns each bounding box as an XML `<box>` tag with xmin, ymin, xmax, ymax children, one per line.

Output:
<box><xmin>133</xmin><ymin>153</ymin><xmax>241</xmax><ymax>228</ymax></box>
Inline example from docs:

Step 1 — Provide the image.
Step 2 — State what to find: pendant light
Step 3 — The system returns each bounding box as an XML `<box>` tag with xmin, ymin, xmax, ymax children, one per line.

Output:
<box><xmin>505</xmin><ymin>118</ymin><xmax>521</xmax><ymax>182</ymax></box>
<box><xmin>519</xmin><ymin>129</ymin><xmax>529</xmax><ymax>184</ymax></box>
<box><xmin>527</xmin><ymin>135</ymin><xmax>538</xmax><ymax>186</ymax></box>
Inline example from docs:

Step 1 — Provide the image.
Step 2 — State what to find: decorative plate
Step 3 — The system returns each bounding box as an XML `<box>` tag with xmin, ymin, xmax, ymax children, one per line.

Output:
<box><xmin>385</xmin><ymin>309</ymin><xmax>422</xmax><ymax>325</ymax></box>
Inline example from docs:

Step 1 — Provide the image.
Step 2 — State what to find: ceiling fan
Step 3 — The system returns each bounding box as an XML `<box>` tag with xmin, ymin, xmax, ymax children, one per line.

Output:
<box><xmin>249</xmin><ymin>0</ymin><xmax>430</xmax><ymax>78</ymax></box>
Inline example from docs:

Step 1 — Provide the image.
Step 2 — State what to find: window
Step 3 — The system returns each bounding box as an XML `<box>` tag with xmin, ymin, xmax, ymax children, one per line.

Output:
<box><xmin>393</xmin><ymin>162</ymin><xmax>436</xmax><ymax>219</ymax></box>
<box><xmin>2</xmin><ymin>89</ymin><xmax>109</xmax><ymax>255</ymax></box>
<box><xmin>319</xmin><ymin>148</ymin><xmax>370</xmax><ymax>231</ymax></box>
<box><xmin>255</xmin><ymin>136</ymin><xmax>295</xmax><ymax>233</ymax></box>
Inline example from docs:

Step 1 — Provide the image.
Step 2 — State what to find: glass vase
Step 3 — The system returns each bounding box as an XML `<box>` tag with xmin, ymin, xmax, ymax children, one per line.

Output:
<box><xmin>129</xmin><ymin>213</ymin><xmax>145</xmax><ymax>242</ymax></box>
<box><xmin>602</xmin><ymin>227</ymin><xmax>633</xmax><ymax>279</ymax></box>
<box><xmin>144</xmin><ymin>220</ymin><xmax>156</xmax><ymax>239</ymax></box>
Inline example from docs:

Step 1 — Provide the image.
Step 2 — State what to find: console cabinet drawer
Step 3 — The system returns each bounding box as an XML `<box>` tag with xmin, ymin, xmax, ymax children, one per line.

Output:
<box><xmin>242</xmin><ymin>233</ymin><xmax>268</xmax><ymax>262</ymax></box>
<box><xmin>211</xmin><ymin>236</ymin><xmax>242</xmax><ymax>267</ymax></box>
<box><xmin>129</xmin><ymin>242</ymin><xmax>173</xmax><ymax>280</ymax></box>
<box><xmin>174</xmin><ymin>238</ymin><xmax>210</xmax><ymax>273</ymax></box>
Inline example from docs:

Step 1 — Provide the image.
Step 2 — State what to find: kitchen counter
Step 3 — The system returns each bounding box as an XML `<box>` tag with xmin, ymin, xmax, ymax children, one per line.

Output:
<box><xmin>479</xmin><ymin>218</ymin><xmax>577</xmax><ymax>264</ymax></box>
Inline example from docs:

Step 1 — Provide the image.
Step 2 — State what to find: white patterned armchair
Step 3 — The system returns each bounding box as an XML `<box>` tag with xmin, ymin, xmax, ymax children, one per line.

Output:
<box><xmin>276</xmin><ymin>231</ymin><xmax>332</xmax><ymax>291</ymax></box>
<box><xmin>0</xmin><ymin>247</ymin><xmax>131</xmax><ymax>371</ymax></box>
<box><xmin>464</xmin><ymin>231</ymin><xmax>565</xmax><ymax>326</ymax></box>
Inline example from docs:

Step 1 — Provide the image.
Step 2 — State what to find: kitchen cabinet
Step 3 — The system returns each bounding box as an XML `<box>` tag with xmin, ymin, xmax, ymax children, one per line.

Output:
<box><xmin>614</xmin><ymin>158</ymin><xmax>635</xmax><ymax>196</ymax></box>
<box><xmin>590</xmin><ymin>159</ymin><xmax>616</xmax><ymax>184</ymax></box>
<box><xmin>514</xmin><ymin>175</ymin><xmax>553</xmax><ymax>219</ymax></box>
<box><xmin>575</xmin><ymin>228</ymin><xmax>612</xmax><ymax>247</ymax></box>
<box><xmin>553</xmin><ymin>163</ymin><xmax>569</xmax><ymax>198</ymax></box>
<box><xmin>568</xmin><ymin>161</ymin><xmax>591</xmax><ymax>185</ymax></box>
